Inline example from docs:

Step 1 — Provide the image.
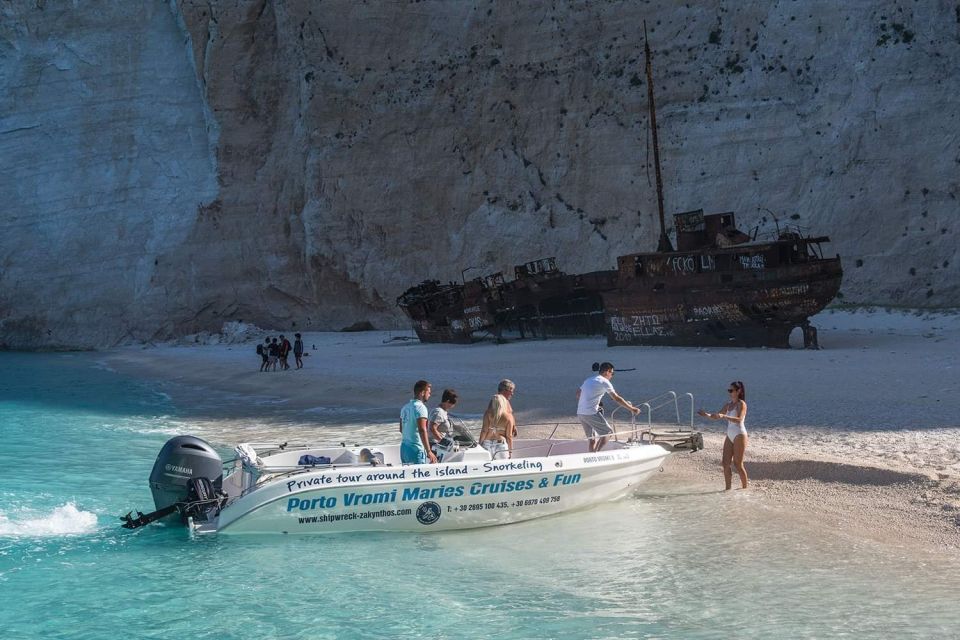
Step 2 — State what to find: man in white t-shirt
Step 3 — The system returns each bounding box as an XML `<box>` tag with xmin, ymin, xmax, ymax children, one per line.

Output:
<box><xmin>576</xmin><ymin>362</ymin><xmax>640</xmax><ymax>452</ymax></box>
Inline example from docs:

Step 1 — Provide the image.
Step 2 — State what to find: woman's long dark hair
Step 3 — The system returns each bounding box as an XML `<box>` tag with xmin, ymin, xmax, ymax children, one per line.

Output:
<box><xmin>730</xmin><ymin>380</ymin><xmax>746</xmax><ymax>402</ymax></box>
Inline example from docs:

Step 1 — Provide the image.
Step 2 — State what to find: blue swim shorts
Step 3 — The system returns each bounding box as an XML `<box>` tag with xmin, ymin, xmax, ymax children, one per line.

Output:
<box><xmin>400</xmin><ymin>441</ymin><xmax>427</xmax><ymax>464</ymax></box>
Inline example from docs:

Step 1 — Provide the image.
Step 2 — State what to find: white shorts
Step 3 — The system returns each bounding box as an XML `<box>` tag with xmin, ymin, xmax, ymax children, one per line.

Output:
<box><xmin>578</xmin><ymin>412</ymin><xmax>613</xmax><ymax>438</ymax></box>
<box><xmin>481</xmin><ymin>439</ymin><xmax>509</xmax><ymax>460</ymax></box>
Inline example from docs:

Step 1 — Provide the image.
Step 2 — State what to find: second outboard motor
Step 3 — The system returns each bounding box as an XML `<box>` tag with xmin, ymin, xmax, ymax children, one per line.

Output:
<box><xmin>148</xmin><ymin>436</ymin><xmax>223</xmax><ymax>519</ymax></box>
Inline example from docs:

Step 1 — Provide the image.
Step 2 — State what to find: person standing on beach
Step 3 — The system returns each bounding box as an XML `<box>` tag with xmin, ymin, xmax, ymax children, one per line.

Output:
<box><xmin>479</xmin><ymin>380</ymin><xmax>517</xmax><ymax>459</ymax></box>
<box><xmin>698</xmin><ymin>380</ymin><xmax>748</xmax><ymax>490</ymax></box>
<box><xmin>400</xmin><ymin>380</ymin><xmax>437</xmax><ymax>465</ymax></box>
<box><xmin>278</xmin><ymin>335</ymin><xmax>292</xmax><ymax>370</ymax></box>
<box><xmin>576</xmin><ymin>362</ymin><xmax>641</xmax><ymax>453</ymax></box>
<box><xmin>293</xmin><ymin>333</ymin><xmax>304</xmax><ymax>369</ymax></box>
<box><xmin>268</xmin><ymin>338</ymin><xmax>279</xmax><ymax>371</ymax></box>
<box><xmin>257</xmin><ymin>338</ymin><xmax>270</xmax><ymax>372</ymax></box>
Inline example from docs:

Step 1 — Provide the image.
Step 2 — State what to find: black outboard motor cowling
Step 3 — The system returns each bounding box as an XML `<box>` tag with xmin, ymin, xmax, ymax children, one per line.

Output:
<box><xmin>149</xmin><ymin>436</ymin><xmax>223</xmax><ymax>520</ymax></box>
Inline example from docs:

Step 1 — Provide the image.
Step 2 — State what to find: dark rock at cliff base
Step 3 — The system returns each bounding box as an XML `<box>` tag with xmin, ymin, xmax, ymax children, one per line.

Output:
<box><xmin>341</xmin><ymin>321</ymin><xmax>375</xmax><ymax>332</ymax></box>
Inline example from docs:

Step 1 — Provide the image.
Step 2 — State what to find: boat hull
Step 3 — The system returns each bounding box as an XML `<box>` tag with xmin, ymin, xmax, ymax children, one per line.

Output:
<box><xmin>212</xmin><ymin>444</ymin><xmax>669</xmax><ymax>534</ymax></box>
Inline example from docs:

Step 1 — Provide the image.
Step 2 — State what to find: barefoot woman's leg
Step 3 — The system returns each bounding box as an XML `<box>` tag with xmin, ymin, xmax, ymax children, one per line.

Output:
<box><xmin>721</xmin><ymin>437</ymin><xmax>734</xmax><ymax>490</ymax></box>
<box><xmin>733</xmin><ymin>434</ymin><xmax>748</xmax><ymax>489</ymax></box>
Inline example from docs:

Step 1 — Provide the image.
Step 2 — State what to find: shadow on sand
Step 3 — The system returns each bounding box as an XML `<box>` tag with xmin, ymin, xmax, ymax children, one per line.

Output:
<box><xmin>748</xmin><ymin>459</ymin><xmax>929</xmax><ymax>486</ymax></box>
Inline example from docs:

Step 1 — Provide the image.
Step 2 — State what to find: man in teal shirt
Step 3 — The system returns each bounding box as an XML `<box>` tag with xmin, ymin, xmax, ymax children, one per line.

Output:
<box><xmin>400</xmin><ymin>380</ymin><xmax>437</xmax><ymax>464</ymax></box>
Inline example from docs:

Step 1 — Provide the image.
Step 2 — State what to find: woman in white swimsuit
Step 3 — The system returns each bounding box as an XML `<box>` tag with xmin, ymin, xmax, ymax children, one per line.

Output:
<box><xmin>698</xmin><ymin>381</ymin><xmax>748</xmax><ymax>490</ymax></box>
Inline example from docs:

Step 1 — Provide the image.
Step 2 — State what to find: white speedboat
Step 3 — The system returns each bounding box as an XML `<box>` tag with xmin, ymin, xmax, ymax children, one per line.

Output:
<box><xmin>123</xmin><ymin>394</ymin><xmax>702</xmax><ymax>535</ymax></box>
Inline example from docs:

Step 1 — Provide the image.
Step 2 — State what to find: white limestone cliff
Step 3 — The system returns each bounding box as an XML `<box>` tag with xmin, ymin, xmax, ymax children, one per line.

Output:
<box><xmin>1</xmin><ymin>0</ymin><xmax>957</xmax><ymax>348</ymax></box>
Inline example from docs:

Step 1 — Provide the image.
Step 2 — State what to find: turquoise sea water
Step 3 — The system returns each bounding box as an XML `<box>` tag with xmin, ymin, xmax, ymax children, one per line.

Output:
<box><xmin>1</xmin><ymin>353</ymin><xmax>959</xmax><ymax>639</ymax></box>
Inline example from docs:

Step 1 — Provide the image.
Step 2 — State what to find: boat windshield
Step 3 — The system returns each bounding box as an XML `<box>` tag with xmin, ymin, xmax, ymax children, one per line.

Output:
<box><xmin>449</xmin><ymin>419</ymin><xmax>478</xmax><ymax>448</ymax></box>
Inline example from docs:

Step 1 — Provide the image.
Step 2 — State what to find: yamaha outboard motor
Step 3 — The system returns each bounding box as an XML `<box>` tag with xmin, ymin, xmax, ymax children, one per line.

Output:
<box><xmin>120</xmin><ymin>436</ymin><xmax>225</xmax><ymax>530</ymax></box>
<box><xmin>148</xmin><ymin>436</ymin><xmax>223</xmax><ymax>518</ymax></box>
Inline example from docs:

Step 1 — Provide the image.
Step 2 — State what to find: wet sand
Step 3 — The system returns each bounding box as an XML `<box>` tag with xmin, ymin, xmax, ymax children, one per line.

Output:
<box><xmin>102</xmin><ymin>308</ymin><xmax>960</xmax><ymax>549</ymax></box>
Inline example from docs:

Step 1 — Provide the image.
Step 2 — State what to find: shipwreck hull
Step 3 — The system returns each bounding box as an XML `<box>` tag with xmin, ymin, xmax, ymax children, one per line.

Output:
<box><xmin>403</xmin><ymin>301</ymin><xmax>499</xmax><ymax>344</ymax></box>
<box><xmin>603</xmin><ymin>256</ymin><xmax>842</xmax><ymax>347</ymax></box>
<box><xmin>498</xmin><ymin>268</ymin><xmax>617</xmax><ymax>339</ymax></box>
<box><xmin>397</xmin><ymin>215</ymin><xmax>842</xmax><ymax>348</ymax></box>
<box><xmin>397</xmin><ymin>281</ymin><xmax>472</xmax><ymax>344</ymax></box>
<box><xmin>397</xmin><ymin>276</ymin><xmax>502</xmax><ymax>344</ymax></box>
<box><xmin>506</xmin><ymin>295</ymin><xmax>607</xmax><ymax>338</ymax></box>
<box><xmin>408</xmin><ymin>322</ymin><xmax>476</xmax><ymax>344</ymax></box>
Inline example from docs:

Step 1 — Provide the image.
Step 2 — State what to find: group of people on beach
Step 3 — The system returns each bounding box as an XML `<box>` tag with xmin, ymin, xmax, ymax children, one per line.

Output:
<box><xmin>399</xmin><ymin>362</ymin><xmax>749</xmax><ymax>490</ymax></box>
<box><xmin>256</xmin><ymin>333</ymin><xmax>305</xmax><ymax>371</ymax></box>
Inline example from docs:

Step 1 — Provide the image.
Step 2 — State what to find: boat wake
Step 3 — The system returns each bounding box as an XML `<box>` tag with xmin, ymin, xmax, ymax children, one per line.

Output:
<box><xmin>0</xmin><ymin>503</ymin><xmax>99</xmax><ymax>537</ymax></box>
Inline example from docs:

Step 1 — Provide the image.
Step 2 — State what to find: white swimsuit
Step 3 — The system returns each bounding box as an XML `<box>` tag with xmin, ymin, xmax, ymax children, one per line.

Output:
<box><xmin>725</xmin><ymin>403</ymin><xmax>747</xmax><ymax>443</ymax></box>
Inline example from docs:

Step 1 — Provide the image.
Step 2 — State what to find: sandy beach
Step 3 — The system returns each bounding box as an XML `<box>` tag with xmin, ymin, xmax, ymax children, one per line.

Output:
<box><xmin>102</xmin><ymin>308</ymin><xmax>960</xmax><ymax>550</ymax></box>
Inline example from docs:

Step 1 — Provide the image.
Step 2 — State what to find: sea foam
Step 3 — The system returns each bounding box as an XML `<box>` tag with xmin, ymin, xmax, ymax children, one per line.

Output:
<box><xmin>0</xmin><ymin>503</ymin><xmax>99</xmax><ymax>537</ymax></box>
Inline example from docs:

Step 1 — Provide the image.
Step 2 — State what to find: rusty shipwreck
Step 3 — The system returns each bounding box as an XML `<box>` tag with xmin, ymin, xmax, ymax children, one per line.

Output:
<box><xmin>396</xmin><ymin>27</ymin><xmax>842</xmax><ymax>348</ymax></box>
<box><xmin>396</xmin><ymin>258</ymin><xmax>617</xmax><ymax>344</ymax></box>
<box><xmin>396</xmin><ymin>273</ymin><xmax>504</xmax><ymax>344</ymax></box>
<box><xmin>603</xmin><ymin>209</ymin><xmax>841</xmax><ymax>348</ymax></box>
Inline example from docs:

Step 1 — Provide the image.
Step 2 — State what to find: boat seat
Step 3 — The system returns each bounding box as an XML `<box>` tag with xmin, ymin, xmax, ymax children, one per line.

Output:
<box><xmin>234</xmin><ymin>444</ymin><xmax>264</xmax><ymax>490</ymax></box>
<box><xmin>235</xmin><ymin>444</ymin><xmax>263</xmax><ymax>469</ymax></box>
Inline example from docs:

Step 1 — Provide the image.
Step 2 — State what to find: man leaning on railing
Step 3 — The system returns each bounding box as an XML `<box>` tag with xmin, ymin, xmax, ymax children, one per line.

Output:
<box><xmin>576</xmin><ymin>363</ymin><xmax>641</xmax><ymax>453</ymax></box>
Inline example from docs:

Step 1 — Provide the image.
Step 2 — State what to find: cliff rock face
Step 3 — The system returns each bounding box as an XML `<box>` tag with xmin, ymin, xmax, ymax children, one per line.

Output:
<box><xmin>1</xmin><ymin>0</ymin><xmax>957</xmax><ymax>348</ymax></box>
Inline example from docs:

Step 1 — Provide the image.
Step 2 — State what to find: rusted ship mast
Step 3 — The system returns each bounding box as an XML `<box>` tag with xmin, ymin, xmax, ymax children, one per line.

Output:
<box><xmin>599</xmin><ymin>24</ymin><xmax>842</xmax><ymax>348</ymax></box>
<box><xmin>644</xmin><ymin>22</ymin><xmax>674</xmax><ymax>254</ymax></box>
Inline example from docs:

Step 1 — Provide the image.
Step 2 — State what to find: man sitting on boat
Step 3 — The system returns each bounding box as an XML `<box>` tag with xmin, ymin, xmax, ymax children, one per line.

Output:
<box><xmin>400</xmin><ymin>380</ymin><xmax>438</xmax><ymax>465</ymax></box>
<box><xmin>576</xmin><ymin>363</ymin><xmax>641</xmax><ymax>452</ymax></box>
<box><xmin>478</xmin><ymin>379</ymin><xmax>517</xmax><ymax>459</ymax></box>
